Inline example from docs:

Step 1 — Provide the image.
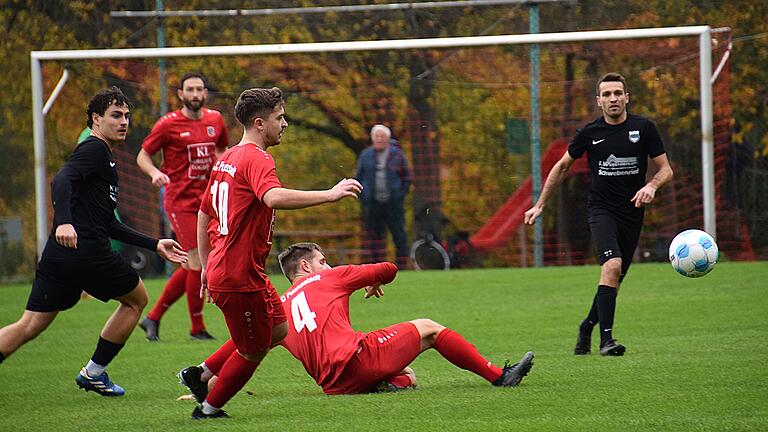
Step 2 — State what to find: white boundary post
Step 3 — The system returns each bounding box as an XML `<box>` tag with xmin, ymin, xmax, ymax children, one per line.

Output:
<box><xmin>31</xmin><ymin>55</ymin><xmax>47</xmax><ymax>258</ymax></box>
<box><xmin>30</xmin><ymin>25</ymin><xmax>716</xmax><ymax>256</ymax></box>
<box><xmin>699</xmin><ymin>28</ymin><xmax>716</xmax><ymax>239</ymax></box>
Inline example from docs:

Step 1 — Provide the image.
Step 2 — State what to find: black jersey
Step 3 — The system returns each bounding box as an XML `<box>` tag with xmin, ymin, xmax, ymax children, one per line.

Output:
<box><xmin>46</xmin><ymin>136</ymin><xmax>157</xmax><ymax>259</ymax></box>
<box><xmin>568</xmin><ymin>113</ymin><xmax>666</xmax><ymax>222</ymax></box>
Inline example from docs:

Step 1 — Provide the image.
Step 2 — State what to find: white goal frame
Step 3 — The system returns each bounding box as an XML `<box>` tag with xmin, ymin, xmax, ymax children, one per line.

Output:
<box><xmin>30</xmin><ymin>25</ymin><xmax>716</xmax><ymax>257</ymax></box>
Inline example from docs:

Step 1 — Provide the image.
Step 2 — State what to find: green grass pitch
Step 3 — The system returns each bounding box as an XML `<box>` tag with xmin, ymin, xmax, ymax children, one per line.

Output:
<box><xmin>1</xmin><ymin>262</ymin><xmax>766</xmax><ymax>431</ymax></box>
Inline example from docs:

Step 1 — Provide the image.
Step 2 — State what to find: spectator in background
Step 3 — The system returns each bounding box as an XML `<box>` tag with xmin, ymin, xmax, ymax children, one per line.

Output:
<box><xmin>355</xmin><ymin>124</ymin><xmax>412</xmax><ymax>269</ymax></box>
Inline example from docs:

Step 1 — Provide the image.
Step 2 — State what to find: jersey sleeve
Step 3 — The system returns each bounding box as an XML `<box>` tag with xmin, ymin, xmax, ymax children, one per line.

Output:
<box><xmin>243</xmin><ymin>153</ymin><xmax>282</xmax><ymax>200</ymax></box>
<box><xmin>108</xmin><ymin>216</ymin><xmax>159</xmax><ymax>250</ymax></box>
<box><xmin>141</xmin><ymin>117</ymin><xmax>169</xmax><ymax>155</ymax></box>
<box><xmin>51</xmin><ymin>142</ymin><xmax>107</xmax><ymax>226</ymax></box>
<box><xmin>567</xmin><ymin>127</ymin><xmax>588</xmax><ymax>159</ymax></box>
<box><xmin>215</xmin><ymin>114</ymin><xmax>229</xmax><ymax>150</ymax></box>
<box><xmin>330</xmin><ymin>263</ymin><xmax>398</xmax><ymax>292</ymax></box>
<box><xmin>199</xmin><ymin>176</ymin><xmax>215</xmax><ymax>217</ymax></box>
<box><xmin>644</xmin><ymin>120</ymin><xmax>666</xmax><ymax>158</ymax></box>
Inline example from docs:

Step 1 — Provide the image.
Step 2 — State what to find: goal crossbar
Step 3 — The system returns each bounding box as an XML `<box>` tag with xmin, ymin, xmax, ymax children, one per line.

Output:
<box><xmin>30</xmin><ymin>25</ymin><xmax>715</xmax><ymax>256</ymax></box>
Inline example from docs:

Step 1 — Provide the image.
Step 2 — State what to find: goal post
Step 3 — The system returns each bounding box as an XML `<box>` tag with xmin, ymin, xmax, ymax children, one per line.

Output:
<box><xmin>30</xmin><ymin>25</ymin><xmax>715</xmax><ymax>258</ymax></box>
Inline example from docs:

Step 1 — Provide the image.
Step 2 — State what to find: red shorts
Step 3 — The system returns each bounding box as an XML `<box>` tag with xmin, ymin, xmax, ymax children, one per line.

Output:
<box><xmin>325</xmin><ymin>322</ymin><xmax>421</xmax><ymax>395</ymax></box>
<box><xmin>167</xmin><ymin>210</ymin><xmax>198</xmax><ymax>251</ymax></box>
<box><xmin>210</xmin><ymin>286</ymin><xmax>287</xmax><ymax>355</ymax></box>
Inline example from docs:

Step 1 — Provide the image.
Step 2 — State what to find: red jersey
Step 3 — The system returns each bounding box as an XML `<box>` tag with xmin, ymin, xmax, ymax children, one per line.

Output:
<box><xmin>142</xmin><ymin>108</ymin><xmax>229</xmax><ymax>212</ymax></box>
<box><xmin>279</xmin><ymin>263</ymin><xmax>398</xmax><ymax>390</ymax></box>
<box><xmin>200</xmin><ymin>144</ymin><xmax>281</xmax><ymax>292</ymax></box>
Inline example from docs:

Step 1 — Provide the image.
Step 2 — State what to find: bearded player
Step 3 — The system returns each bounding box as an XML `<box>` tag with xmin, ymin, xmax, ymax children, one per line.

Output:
<box><xmin>137</xmin><ymin>72</ymin><xmax>229</xmax><ymax>341</ymax></box>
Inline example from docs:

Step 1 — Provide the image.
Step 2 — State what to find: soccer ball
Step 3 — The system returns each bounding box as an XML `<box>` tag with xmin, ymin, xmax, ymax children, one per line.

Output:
<box><xmin>668</xmin><ymin>229</ymin><xmax>718</xmax><ymax>278</ymax></box>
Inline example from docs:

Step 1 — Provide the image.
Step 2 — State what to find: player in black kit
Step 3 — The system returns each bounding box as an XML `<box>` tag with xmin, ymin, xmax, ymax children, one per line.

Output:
<box><xmin>524</xmin><ymin>73</ymin><xmax>674</xmax><ymax>356</ymax></box>
<box><xmin>0</xmin><ymin>87</ymin><xmax>187</xmax><ymax>395</ymax></box>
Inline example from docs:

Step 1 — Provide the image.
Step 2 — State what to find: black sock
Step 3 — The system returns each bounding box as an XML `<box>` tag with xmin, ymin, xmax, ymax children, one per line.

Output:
<box><xmin>580</xmin><ymin>293</ymin><xmax>600</xmax><ymax>333</ymax></box>
<box><xmin>596</xmin><ymin>285</ymin><xmax>617</xmax><ymax>346</ymax></box>
<box><xmin>91</xmin><ymin>337</ymin><xmax>125</xmax><ymax>367</ymax></box>
<box><xmin>0</xmin><ymin>351</ymin><xmax>5</xmax><ymax>364</ymax></box>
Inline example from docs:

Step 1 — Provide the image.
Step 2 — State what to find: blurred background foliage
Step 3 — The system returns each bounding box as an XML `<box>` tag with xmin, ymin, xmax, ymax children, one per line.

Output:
<box><xmin>1</xmin><ymin>0</ymin><xmax>766</xmax><ymax>278</ymax></box>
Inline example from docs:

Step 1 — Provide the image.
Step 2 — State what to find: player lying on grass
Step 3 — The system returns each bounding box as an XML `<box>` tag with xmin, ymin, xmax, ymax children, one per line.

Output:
<box><xmin>178</xmin><ymin>242</ymin><xmax>533</xmax><ymax>402</ymax></box>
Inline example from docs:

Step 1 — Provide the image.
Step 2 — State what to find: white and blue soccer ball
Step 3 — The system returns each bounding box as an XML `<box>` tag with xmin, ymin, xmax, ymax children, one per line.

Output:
<box><xmin>668</xmin><ymin>229</ymin><xmax>718</xmax><ymax>278</ymax></box>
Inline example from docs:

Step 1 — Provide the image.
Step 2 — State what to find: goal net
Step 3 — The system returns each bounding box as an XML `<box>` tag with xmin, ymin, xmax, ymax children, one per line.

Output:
<box><xmin>35</xmin><ymin>27</ymin><xmax>761</xmax><ymax>274</ymax></box>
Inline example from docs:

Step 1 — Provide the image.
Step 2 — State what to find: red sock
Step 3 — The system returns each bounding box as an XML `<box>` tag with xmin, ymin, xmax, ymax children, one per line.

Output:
<box><xmin>204</xmin><ymin>339</ymin><xmax>237</xmax><ymax>376</ymax></box>
<box><xmin>205</xmin><ymin>351</ymin><xmax>260</xmax><ymax>409</ymax></box>
<box><xmin>185</xmin><ymin>270</ymin><xmax>205</xmax><ymax>334</ymax></box>
<box><xmin>147</xmin><ymin>268</ymin><xmax>187</xmax><ymax>321</ymax></box>
<box><xmin>433</xmin><ymin>328</ymin><xmax>503</xmax><ymax>383</ymax></box>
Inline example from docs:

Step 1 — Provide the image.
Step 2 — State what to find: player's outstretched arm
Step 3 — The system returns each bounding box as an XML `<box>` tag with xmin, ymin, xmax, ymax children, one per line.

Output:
<box><xmin>338</xmin><ymin>262</ymin><xmax>398</xmax><ymax>298</ymax></box>
<box><xmin>156</xmin><ymin>239</ymin><xmax>188</xmax><ymax>264</ymax></box>
<box><xmin>263</xmin><ymin>178</ymin><xmax>362</xmax><ymax>210</ymax></box>
<box><xmin>524</xmin><ymin>151</ymin><xmax>575</xmax><ymax>225</ymax></box>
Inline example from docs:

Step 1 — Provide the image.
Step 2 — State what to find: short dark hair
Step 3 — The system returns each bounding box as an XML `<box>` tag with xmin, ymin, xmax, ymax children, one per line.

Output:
<box><xmin>86</xmin><ymin>86</ymin><xmax>131</xmax><ymax>128</ymax></box>
<box><xmin>234</xmin><ymin>87</ymin><xmax>284</xmax><ymax>129</ymax></box>
<box><xmin>596</xmin><ymin>72</ymin><xmax>628</xmax><ymax>95</ymax></box>
<box><xmin>179</xmin><ymin>72</ymin><xmax>207</xmax><ymax>90</ymax></box>
<box><xmin>278</xmin><ymin>242</ymin><xmax>324</xmax><ymax>282</ymax></box>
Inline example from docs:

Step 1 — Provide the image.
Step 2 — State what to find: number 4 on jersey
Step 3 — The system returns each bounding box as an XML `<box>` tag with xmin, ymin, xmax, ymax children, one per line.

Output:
<box><xmin>291</xmin><ymin>291</ymin><xmax>317</xmax><ymax>333</ymax></box>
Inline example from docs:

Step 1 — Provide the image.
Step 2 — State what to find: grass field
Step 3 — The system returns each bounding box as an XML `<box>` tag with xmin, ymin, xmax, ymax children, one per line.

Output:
<box><xmin>0</xmin><ymin>262</ymin><xmax>766</xmax><ymax>431</ymax></box>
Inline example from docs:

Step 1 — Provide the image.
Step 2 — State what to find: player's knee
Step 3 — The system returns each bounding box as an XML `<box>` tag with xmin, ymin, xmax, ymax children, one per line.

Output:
<box><xmin>18</xmin><ymin>321</ymin><xmax>44</xmax><ymax>341</ymax></box>
<box><xmin>133</xmin><ymin>288</ymin><xmax>148</xmax><ymax>311</ymax></box>
<box><xmin>15</xmin><ymin>316</ymin><xmax>49</xmax><ymax>341</ymax></box>
<box><xmin>120</xmin><ymin>281</ymin><xmax>148</xmax><ymax>312</ymax></box>
<box><xmin>238</xmin><ymin>351</ymin><xmax>264</xmax><ymax>363</ymax></box>
<box><xmin>603</xmin><ymin>258</ymin><xmax>623</xmax><ymax>277</ymax></box>
<box><xmin>411</xmin><ymin>318</ymin><xmax>445</xmax><ymax>345</ymax></box>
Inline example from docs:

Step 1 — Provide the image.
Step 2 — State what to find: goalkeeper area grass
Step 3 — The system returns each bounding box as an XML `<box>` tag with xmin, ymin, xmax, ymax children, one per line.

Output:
<box><xmin>0</xmin><ymin>261</ymin><xmax>766</xmax><ymax>431</ymax></box>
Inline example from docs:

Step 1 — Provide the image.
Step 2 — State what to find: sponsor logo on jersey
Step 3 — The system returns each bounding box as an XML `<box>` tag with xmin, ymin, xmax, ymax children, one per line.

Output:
<box><xmin>109</xmin><ymin>161</ymin><xmax>116</xmax><ymax>167</ymax></box>
<box><xmin>180</xmin><ymin>131</ymin><xmax>191</xmax><ymax>137</ymax></box>
<box><xmin>187</xmin><ymin>143</ymin><xmax>216</xmax><ymax>179</ymax></box>
<box><xmin>109</xmin><ymin>185</ymin><xmax>119</xmax><ymax>203</ymax></box>
<box><xmin>628</xmin><ymin>130</ymin><xmax>640</xmax><ymax>143</ymax></box>
<box><xmin>281</xmin><ymin>274</ymin><xmax>322</xmax><ymax>302</ymax></box>
<box><xmin>598</xmin><ymin>154</ymin><xmax>640</xmax><ymax>176</ymax></box>
<box><xmin>592</xmin><ymin>139</ymin><xmax>605</xmax><ymax>145</ymax></box>
<box><xmin>212</xmin><ymin>159</ymin><xmax>237</xmax><ymax>177</ymax></box>
<box><xmin>207</xmin><ymin>126</ymin><xmax>216</xmax><ymax>137</ymax></box>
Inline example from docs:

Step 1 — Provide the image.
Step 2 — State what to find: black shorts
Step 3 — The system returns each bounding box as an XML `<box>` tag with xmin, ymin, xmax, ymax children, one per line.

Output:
<box><xmin>26</xmin><ymin>251</ymin><xmax>139</xmax><ymax>312</ymax></box>
<box><xmin>588</xmin><ymin>210</ymin><xmax>643</xmax><ymax>280</ymax></box>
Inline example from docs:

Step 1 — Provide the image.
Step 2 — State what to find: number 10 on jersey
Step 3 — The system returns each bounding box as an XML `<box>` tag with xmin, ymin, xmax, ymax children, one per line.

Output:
<box><xmin>210</xmin><ymin>180</ymin><xmax>229</xmax><ymax>235</ymax></box>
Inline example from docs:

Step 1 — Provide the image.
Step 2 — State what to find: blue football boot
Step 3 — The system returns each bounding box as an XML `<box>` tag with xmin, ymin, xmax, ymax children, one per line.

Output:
<box><xmin>75</xmin><ymin>368</ymin><xmax>126</xmax><ymax>396</ymax></box>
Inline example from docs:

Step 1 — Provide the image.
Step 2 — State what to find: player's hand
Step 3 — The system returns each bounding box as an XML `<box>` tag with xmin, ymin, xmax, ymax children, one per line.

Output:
<box><xmin>199</xmin><ymin>269</ymin><xmax>212</xmax><ymax>302</ymax></box>
<box><xmin>328</xmin><ymin>178</ymin><xmax>363</xmax><ymax>202</ymax></box>
<box><xmin>150</xmin><ymin>171</ymin><xmax>170</xmax><ymax>187</ymax></box>
<box><xmin>524</xmin><ymin>206</ymin><xmax>542</xmax><ymax>225</ymax></box>
<box><xmin>55</xmin><ymin>224</ymin><xmax>78</xmax><ymax>249</ymax></box>
<box><xmin>156</xmin><ymin>239</ymin><xmax>188</xmax><ymax>264</ymax></box>
<box><xmin>364</xmin><ymin>283</ymin><xmax>384</xmax><ymax>299</ymax></box>
<box><xmin>630</xmin><ymin>184</ymin><xmax>657</xmax><ymax>208</ymax></box>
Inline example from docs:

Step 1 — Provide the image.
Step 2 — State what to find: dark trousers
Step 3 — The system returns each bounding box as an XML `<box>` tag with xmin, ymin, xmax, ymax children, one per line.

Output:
<box><xmin>362</xmin><ymin>199</ymin><xmax>409</xmax><ymax>268</ymax></box>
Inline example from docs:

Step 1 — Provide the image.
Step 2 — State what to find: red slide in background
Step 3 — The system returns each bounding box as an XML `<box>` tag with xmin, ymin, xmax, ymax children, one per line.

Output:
<box><xmin>470</xmin><ymin>138</ymin><xmax>588</xmax><ymax>250</ymax></box>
